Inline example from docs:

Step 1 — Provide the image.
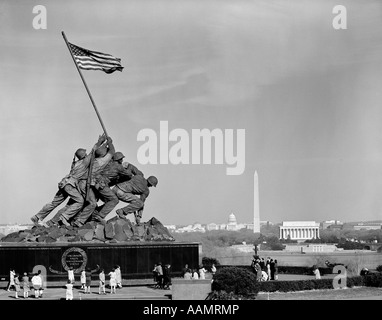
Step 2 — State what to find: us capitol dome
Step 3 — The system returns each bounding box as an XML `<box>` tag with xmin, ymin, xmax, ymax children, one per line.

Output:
<box><xmin>227</xmin><ymin>212</ymin><xmax>237</xmax><ymax>230</ymax></box>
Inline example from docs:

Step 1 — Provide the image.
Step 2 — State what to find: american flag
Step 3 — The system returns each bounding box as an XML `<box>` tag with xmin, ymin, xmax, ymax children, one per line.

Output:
<box><xmin>68</xmin><ymin>42</ymin><xmax>124</xmax><ymax>74</ymax></box>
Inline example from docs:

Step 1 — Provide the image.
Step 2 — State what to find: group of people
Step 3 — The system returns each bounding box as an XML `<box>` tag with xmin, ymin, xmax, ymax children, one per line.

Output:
<box><xmin>151</xmin><ymin>263</ymin><xmax>213</xmax><ymax>288</ymax></box>
<box><xmin>152</xmin><ymin>262</ymin><xmax>172</xmax><ymax>289</ymax></box>
<box><xmin>312</xmin><ymin>265</ymin><xmax>321</xmax><ymax>279</ymax></box>
<box><xmin>181</xmin><ymin>263</ymin><xmax>214</xmax><ymax>280</ymax></box>
<box><xmin>6</xmin><ymin>268</ymin><xmax>44</xmax><ymax>299</ymax></box>
<box><xmin>65</xmin><ymin>265</ymin><xmax>123</xmax><ymax>300</ymax></box>
<box><xmin>6</xmin><ymin>264</ymin><xmax>124</xmax><ymax>300</ymax></box>
<box><xmin>30</xmin><ymin>134</ymin><xmax>158</xmax><ymax>228</ymax></box>
<box><xmin>251</xmin><ymin>256</ymin><xmax>278</xmax><ymax>281</ymax></box>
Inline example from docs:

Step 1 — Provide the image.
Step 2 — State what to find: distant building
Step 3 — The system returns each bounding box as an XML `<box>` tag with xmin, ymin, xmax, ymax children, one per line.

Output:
<box><xmin>174</xmin><ymin>212</ymin><xmax>257</xmax><ymax>233</ymax></box>
<box><xmin>354</xmin><ymin>223</ymin><xmax>382</xmax><ymax>231</ymax></box>
<box><xmin>220</xmin><ymin>212</ymin><xmax>259</xmax><ymax>231</ymax></box>
<box><xmin>0</xmin><ymin>224</ymin><xmax>30</xmax><ymax>236</ymax></box>
<box><xmin>206</xmin><ymin>223</ymin><xmax>219</xmax><ymax>231</ymax></box>
<box><xmin>321</xmin><ymin>220</ymin><xmax>343</xmax><ymax>229</ymax></box>
<box><xmin>193</xmin><ymin>223</ymin><xmax>204</xmax><ymax>230</ymax></box>
<box><xmin>327</xmin><ymin>224</ymin><xmax>343</xmax><ymax>231</ymax></box>
<box><xmin>227</xmin><ymin>213</ymin><xmax>237</xmax><ymax>231</ymax></box>
<box><xmin>219</xmin><ymin>223</ymin><xmax>227</xmax><ymax>230</ymax></box>
<box><xmin>175</xmin><ymin>223</ymin><xmax>206</xmax><ymax>233</ymax></box>
<box><xmin>279</xmin><ymin>221</ymin><xmax>320</xmax><ymax>241</ymax></box>
<box><xmin>284</xmin><ymin>243</ymin><xmax>340</xmax><ymax>253</ymax></box>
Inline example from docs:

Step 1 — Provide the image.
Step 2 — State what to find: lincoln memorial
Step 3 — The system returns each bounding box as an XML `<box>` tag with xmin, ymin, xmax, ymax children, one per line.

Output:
<box><xmin>279</xmin><ymin>221</ymin><xmax>320</xmax><ymax>241</ymax></box>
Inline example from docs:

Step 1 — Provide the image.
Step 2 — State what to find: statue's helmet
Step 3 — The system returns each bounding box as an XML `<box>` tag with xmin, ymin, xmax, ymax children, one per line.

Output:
<box><xmin>112</xmin><ymin>152</ymin><xmax>125</xmax><ymax>161</ymax></box>
<box><xmin>75</xmin><ymin>148</ymin><xmax>87</xmax><ymax>160</ymax></box>
<box><xmin>95</xmin><ymin>146</ymin><xmax>108</xmax><ymax>158</ymax></box>
<box><xmin>147</xmin><ymin>176</ymin><xmax>158</xmax><ymax>187</ymax></box>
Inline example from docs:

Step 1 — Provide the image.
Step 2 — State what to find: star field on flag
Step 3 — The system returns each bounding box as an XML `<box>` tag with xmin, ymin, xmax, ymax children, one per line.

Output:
<box><xmin>68</xmin><ymin>42</ymin><xmax>123</xmax><ymax>74</ymax></box>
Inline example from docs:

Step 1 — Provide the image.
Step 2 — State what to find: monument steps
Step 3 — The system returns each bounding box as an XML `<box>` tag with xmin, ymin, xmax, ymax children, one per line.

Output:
<box><xmin>67</xmin><ymin>295</ymin><xmax>171</xmax><ymax>300</ymax></box>
<box><xmin>0</xmin><ymin>283</ymin><xmax>172</xmax><ymax>300</ymax></box>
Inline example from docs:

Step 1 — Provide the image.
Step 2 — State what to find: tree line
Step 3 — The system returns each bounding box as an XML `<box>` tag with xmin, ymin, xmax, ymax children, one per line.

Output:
<box><xmin>173</xmin><ymin>226</ymin><xmax>382</xmax><ymax>251</ymax></box>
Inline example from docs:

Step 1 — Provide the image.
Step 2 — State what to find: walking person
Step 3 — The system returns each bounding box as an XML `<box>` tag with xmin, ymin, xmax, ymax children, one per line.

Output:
<box><xmin>152</xmin><ymin>264</ymin><xmax>158</xmax><ymax>284</ymax></box>
<box><xmin>108</xmin><ymin>268</ymin><xmax>117</xmax><ymax>294</ymax></box>
<box><xmin>211</xmin><ymin>264</ymin><xmax>217</xmax><ymax>276</ymax></box>
<box><xmin>255</xmin><ymin>261</ymin><xmax>262</xmax><ymax>281</ymax></box>
<box><xmin>85</xmin><ymin>268</ymin><xmax>93</xmax><ymax>294</ymax></box>
<box><xmin>184</xmin><ymin>268</ymin><xmax>192</xmax><ymax>280</ymax></box>
<box><xmin>98</xmin><ymin>269</ymin><xmax>106</xmax><ymax>295</ymax></box>
<box><xmin>181</xmin><ymin>264</ymin><xmax>188</xmax><ymax>278</ymax></box>
<box><xmin>14</xmin><ymin>273</ymin><xmax>21</xmax><ymax>299</ymax></box>
<box><xmin>166</xmin><ymin>264</ymin><xmax>172</xmax><ymax>289</ymax></box>
<box><xmin>274</xmin><ymin>259</ymin><xmax>279</xmax><ymax>280</ymax></box>
<box><xmin>154</xmin><ymin>262</ymin><xmax>163</xmax><ymax>289</ymax></box>
<box><xmin>80</xmin><ymin>269</ymin><xmax>86</xmax><ymax>290</ymax></box>
<box><xmin>115</xmin><ymin>265</ymin><xmax>122</xmax><ymax>289</ymax></box>
<box><xmin>199</xmin><ymin>265</ymin><xmax>207</xmax><ymax>280</ymax></box>
<box><xmin>251</xmin><ymin>256</ymin><xmax>257</xmax><ymax>274</ymax></box>
<box><xmin>162</xmin><ymin>264</ymin><xmax>172</xmax><ymax>290</ymax></box>
<box><xmin>22</xmin><ymin>272</ymin><xmax>30</xmax><ymax>299</ymax></box>
<box><xmin>68</xmin><ymin>266</ymin><xmax>75</xmax><ymax>284</ymax></box>
<box><xmin>65</xmin><ymin>280</ymin><xmax>74</xmax><ymax>300</ymax></box>
<box><xmin>31</xmin><ymin>272</ymin><xmax>43</xmax><ymax>298</ymax></box>
<box><xmin>270</xmin><ymin>259</ymin><xmax>275</xmax><ymax>280</ymax></box>
<box><xmin>6</xmin><ymin>268</ymin><xmax>16</xmax><ymax>291</ymax></box>
<box><xmin>259</xmin><ymin>258</ymin><xmax>265</xmax><ymax>271</ymax></box>
<box><xmin>313</xmin><ymin>265</ymin><xmax>321</xmax><ymax>279</ymax></box>
<box><xmin>37</xmin><ymin>270</ymin><xmax>44</xmax><ymax>298</ymax></box>
<box><xmin>266</xmin><ymin>257</ymin><xmax>271</xmax><ymax>281</ymax></box>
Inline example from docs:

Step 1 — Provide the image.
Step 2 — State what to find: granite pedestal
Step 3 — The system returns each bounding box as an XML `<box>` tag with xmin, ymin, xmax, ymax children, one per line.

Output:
<box><xmin>0</xmin><ymin>241</ymin><xmax>199</xmax><ymax>284</ymax></box>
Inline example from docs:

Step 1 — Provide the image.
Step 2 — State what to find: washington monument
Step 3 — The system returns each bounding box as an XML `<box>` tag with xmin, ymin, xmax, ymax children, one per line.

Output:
<box><xmin>253</xmin><ymin>171</ymin><xmax>260</xmax><ymax>233</ymax></box>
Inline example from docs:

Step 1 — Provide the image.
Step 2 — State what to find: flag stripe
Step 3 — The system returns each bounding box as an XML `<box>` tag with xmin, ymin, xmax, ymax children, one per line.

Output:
<box><xmin>75</xmin><ymin>60</ymin><xmax>121</xmax><ymax>67</ymax></box>
<box><xmin>68</xmin><ymin>42</ymin><xmax>123</xmax><ymax>73</ymax></box>
<box><xmin>75</xmin><ymin>57</ymin><xmax>121</xmax><ymax>68</ymax></box>
<box><xmin>76</xmin><ymin>62</ymin><xmax>121</xmax><ymax>72</ymax></box>
<box><xmin>85</xmin><ymin>52</ymin><xmax>121</xmax><ymax>63</ymax></box>
<box><xmin>76</xmin><ymin>61</ymin><xmax>105</xmax><ymax>69</ymax></box>
<box><xmin>75</xmin><ymin>56</ymin><xmax>121</xmax><ymax>67</ymax></box>
<box><xmin>90</xmin><ymin>51</ymin><xmax>120</xmax><ymax>60</ymax></box>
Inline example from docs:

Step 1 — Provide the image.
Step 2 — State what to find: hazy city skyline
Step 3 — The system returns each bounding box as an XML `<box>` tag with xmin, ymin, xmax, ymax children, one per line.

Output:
<box><xmin>1</xmin><ymin>0</ymin><xmax>382</xmax><ymax>226</ymax></box>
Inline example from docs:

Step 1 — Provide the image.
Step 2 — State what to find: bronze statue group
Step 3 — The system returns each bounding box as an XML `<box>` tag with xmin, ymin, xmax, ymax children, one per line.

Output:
<box><xmin>31</xmin><ymin>134</ymin><xmax>158</xmax><ymax>228</ymax></box>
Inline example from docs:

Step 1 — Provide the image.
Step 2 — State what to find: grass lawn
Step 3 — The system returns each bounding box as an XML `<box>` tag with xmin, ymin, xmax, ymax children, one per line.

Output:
<box><xmin>255</xmin><ymin>273</ymin><xmax>382</xmax><ymax>300</ymax></box>
<box><xmin>257</xmin><ymin>286</ymin><xmax>382</xmax><ymax>300</ymax></box>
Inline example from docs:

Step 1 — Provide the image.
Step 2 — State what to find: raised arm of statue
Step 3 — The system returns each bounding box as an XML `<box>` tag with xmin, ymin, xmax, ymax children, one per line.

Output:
<box><xmin>106</xmin><ymin>136</ymin><xmax>116</xmax><ymax>155</ymax></box>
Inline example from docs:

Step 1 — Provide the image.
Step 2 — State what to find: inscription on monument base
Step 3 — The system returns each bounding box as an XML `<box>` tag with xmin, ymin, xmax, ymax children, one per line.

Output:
<box><xmin>61</xmin><ymin>247</ymin><xmax>87</xmax><ymax>272</ymax></box>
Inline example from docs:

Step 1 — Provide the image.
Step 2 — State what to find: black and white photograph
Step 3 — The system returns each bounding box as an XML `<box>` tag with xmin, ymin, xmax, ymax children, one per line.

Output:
<box><xmin>1</xmin><ymin>0</ymin><xmax>382</xmax><ymax>309</ymax></box>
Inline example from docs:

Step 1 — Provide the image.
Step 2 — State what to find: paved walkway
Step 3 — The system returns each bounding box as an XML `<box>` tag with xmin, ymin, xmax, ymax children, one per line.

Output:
<box><xmin>4</xmin><ymin>285</ymin><xmax>381</xmax><ymax>301</ymax></box>
<box><xmin>0</xmin><ymin>284</ymin><xmax>172</xmax><ymax>300</ymax></box>
<box><xmin>2</xmin><ymin>274</ymin><xmax>381</xmax><ymax>300</ymax></box>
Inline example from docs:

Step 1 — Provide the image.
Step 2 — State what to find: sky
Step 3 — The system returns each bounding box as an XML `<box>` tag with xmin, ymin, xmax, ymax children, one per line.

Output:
<box><xmin>1</xmin><ymin>0</ymin><xmax>382</xmax><ymax>226</ymax></box>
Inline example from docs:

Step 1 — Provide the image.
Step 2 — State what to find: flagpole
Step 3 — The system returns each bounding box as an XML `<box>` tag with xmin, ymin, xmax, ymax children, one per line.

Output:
<box><xmin>61</xmin><ymin>31</ymin><xmax>108</xmax><ymax>204</ymax></box>
<box><xmin>61</xmin><ymin>31</ymin><xmax>108</xmax><ymax>137</ymax></box>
